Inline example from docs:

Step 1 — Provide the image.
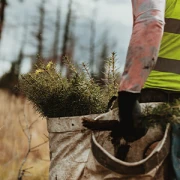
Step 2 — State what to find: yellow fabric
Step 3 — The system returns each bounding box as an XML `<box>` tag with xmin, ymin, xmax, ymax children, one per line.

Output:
<box><xmin>170</xmin><ymin>0</ymin><xmax>180</xmax><ymax>20</ymax></box>
<box><xmin>158</xmin><ymin>33</ymin><xmax>180</xmax><ymax>60</ymax></box>
<box><xmin>144</xmin><ymin>0</ymin><xmax>180</xmax><ymax>91</ymax></box>
<box><xmin>144</xmin><ymin>70</ymin><xmax>180</xmax><ymax>91</ymax></box>
<box><xmin>165</xmin><ymin>0</ymin><xmax>177</xmax><ymax>18</ymax></box>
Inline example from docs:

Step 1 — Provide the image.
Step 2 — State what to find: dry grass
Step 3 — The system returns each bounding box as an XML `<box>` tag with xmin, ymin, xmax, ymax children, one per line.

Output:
<box><xmin>0</xmin><ymin>90</ymin><xmax>49</xmax><ymax>180</ymax></box>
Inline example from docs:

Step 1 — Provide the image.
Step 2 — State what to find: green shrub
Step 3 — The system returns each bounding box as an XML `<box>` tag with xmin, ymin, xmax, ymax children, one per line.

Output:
<box><xmin>19</xmin><ymin>56</ymin><xmax>119</xmax><ymax>118</ymax></box>
<box><xmin>141</xmin><ymin>100</ymin><xmax>180</xmax><ymax>130</ymax></box>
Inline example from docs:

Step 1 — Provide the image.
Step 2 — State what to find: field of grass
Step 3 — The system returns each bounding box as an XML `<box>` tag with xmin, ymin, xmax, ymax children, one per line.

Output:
<box><xmin>0</xmin><ymin>90</ymin><xmax>50</xmax><ymax>180</ymax></box>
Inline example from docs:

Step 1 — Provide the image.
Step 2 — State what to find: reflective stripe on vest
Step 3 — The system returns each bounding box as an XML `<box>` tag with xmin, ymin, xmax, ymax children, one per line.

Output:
<box><xmin>144</xmin><ymin>0</ymin><xmax>180</xmax><ymax>91</ymax></box>
<box><xmin>164</xmin><ymin>18</ymin><xmax>180</xmax><ymax>34</ymax></box>
<box><xmin>154</xmin><ymin>57</ymin><xmax>180</xmax><ymax>74</ymax></box>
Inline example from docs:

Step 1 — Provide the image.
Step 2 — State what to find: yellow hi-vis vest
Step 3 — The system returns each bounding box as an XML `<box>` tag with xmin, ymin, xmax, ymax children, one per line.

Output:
<box><xmin>144</xmin><ymin>0</ymin><xmax>180</xmax><ymax>91</ymax></box>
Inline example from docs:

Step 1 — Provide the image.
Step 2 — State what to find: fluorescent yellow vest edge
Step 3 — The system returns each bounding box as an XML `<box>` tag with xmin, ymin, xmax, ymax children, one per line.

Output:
<box><xmin>144</xmin><ymin>0</ymin><xmax>180</xmax><ymax>91</ymax></box>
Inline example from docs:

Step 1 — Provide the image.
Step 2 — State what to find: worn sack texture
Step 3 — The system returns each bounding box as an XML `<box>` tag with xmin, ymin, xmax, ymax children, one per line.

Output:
<box><xmin>47</xmin><ymin>109</ymin><xmax>170</xmax><ymax>180</ymax></box>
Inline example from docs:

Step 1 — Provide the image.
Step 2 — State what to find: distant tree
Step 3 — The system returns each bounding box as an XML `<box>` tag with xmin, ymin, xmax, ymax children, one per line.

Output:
<box><xmin>61</xmin><ymin>0</ymin><xmax>73</xmax><ymax>66</ymax></box>
<box><xmin>14</xmin><ymin>47</ymin><xmax>24</xmax><ymax>78</ymax></box>
<box><xmin>89</xmin><ymin>17</ymin><xmax>96</xmax><ymax>74</ymax></box>
<box><xmin>0</xmin><ymin>48</ymin><xmax>23</xmax><ymax>93</ymax></box>
<box><xmin>66</xmin><ymin>16</ymin><xmax>77</xmax><ymax>78</ymax></box>
<box><xmin>68</xmin><ymin>16</ymin><xmax>76</xmax><ymax>59</ymax></box>
<box><xmin>52</xmin><ymin>1</ymin><xmax>61</xmax><ymax>62</ymax></box>
<box><xmin>0</xmin><ymin>0</ymin><xmax>7</xmax><ymax>40</ymax></box>
<box><xmin>98</xmin><ymin>44</ymin><xmax>108</xmax><ymax>84</ymax></box>
<box><xmin>36</xmin><ymin>0</ymin><xmax>46</xmax><ymax>64</ymax></box>
<box><xmin>0</xmin><ymin>20</ymin><xmax>28</xmax><ymax>93</ymax></box>
<box><xmin>89</xmin><ymin>0</ymin><xmax>99</xmax><ymax>74</ymax></box>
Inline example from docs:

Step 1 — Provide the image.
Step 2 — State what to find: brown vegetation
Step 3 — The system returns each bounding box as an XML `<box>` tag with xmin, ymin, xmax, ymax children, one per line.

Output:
<box><xmin>0</xmin><ymin>90</ymin><xmax>49</xmax><ymax>180</ymax></box>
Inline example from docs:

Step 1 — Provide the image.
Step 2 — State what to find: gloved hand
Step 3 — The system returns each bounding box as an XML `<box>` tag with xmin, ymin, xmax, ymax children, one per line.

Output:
<box><xmin>117</xmin><ymin>91</ymin><xmax>146</xmax><ymax>142</ymax></box>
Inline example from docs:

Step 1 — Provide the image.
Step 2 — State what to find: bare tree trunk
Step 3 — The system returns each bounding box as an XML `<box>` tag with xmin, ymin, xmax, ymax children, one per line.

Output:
<box><xmin>16</xmin><ymin>21</ymin><xmax>28</xmax><ymax>77</ymax></box>
<box><xmin>89</xmin><ymin>17</ymin><xmax>96</xmax><ymax>73</ymax></box>
<box><xmin>61</xmin><ymin>0</ymin><xmax>73</xmax><ymax>66</ymax></box>
<box><xmin>66</xmin><ymin>17</ymin><xmax>76</xmax><ymax>78</ymax></box>
<box><xmin>89</xmin><ymin>1</ymin><xmax>98</xmax><ymax>74</ymax></box>
<box><xmin>36</xmin><ymin>0</ymin><xmax>46</xmax><ymax>64</ymax></box>
<box><xmin>0</xmin><ymin>0</ymin><xmax>7</xmax><ymax>40</ymax></box>
<box><xmin>98</xmin><ymin>42</ymin><xmax>108</xmax><ymax>84</ymax></box>
<box><xmin>52</xmin><ymin>1</ymin><xmax>61</xmax><ymax>62</ymax></box>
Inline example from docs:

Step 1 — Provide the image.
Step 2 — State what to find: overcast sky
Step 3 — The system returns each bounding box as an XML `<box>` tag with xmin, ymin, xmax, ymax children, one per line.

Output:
<box><xmin>0</xmin><ymin>0</ymin><xmax>133</xmax><ymax>76</ymax></box>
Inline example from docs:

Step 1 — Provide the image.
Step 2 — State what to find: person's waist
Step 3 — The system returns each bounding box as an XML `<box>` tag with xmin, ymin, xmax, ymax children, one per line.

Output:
<box><xmin>139</xmin><ymin>88</ymin><xmax>180</xmax><ymax>103</ymax></box>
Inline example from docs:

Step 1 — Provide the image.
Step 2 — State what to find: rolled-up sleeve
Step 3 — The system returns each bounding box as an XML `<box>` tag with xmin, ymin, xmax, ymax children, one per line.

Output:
<box><xmin>119</xmin><ymin>0</ymin><xmax>166</xmax><ymax>93</ymax></box>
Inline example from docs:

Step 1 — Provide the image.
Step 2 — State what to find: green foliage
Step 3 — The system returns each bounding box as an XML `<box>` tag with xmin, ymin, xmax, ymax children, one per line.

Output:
<box><xmin>104</xmin><ymin>52</ymin><xmax>119</xmax><ymax>99</ymax></box>
<box><xmin>19</xmin><ymin>55</ymin><xmax>119</xmax><ymax>118</ymax></box>
<box><xmin>141</xmin><ymin>99</ymin><xmax>180</xmax><ymax>129</ymax></box>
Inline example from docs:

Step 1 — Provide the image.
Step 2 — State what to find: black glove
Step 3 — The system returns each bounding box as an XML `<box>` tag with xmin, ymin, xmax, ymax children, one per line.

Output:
<box><xmin>118</xmin><ymin>91</ymin><xmax>146</xmax><ymax>141</ymax></box>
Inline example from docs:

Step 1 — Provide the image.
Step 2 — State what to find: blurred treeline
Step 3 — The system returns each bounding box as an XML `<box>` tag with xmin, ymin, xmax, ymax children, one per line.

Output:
<box><xmin>0</xmin><ymin>0</ymin><xmax>120</xmax><ymax>94</ymax></box>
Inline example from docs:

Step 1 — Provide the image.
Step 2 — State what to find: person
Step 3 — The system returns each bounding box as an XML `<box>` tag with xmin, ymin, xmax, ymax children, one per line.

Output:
<box><xmin>118</xmin><ymin>0</ymin><xmax>180</xmax><ymax>140</ymax></box>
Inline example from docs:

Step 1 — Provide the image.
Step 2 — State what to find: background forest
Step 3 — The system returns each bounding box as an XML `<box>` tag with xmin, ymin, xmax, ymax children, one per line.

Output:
<box><xmin>0</xmin><ymin>0</ymin><xmax>132</xmax><ymax>179</ymax></box>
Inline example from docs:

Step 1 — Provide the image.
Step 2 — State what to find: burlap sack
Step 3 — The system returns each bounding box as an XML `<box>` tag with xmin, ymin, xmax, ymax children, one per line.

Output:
<box><xmin>47</xmin><ymin>109</ymin><xmax>170</xmax><ymax>180</ymax></box>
